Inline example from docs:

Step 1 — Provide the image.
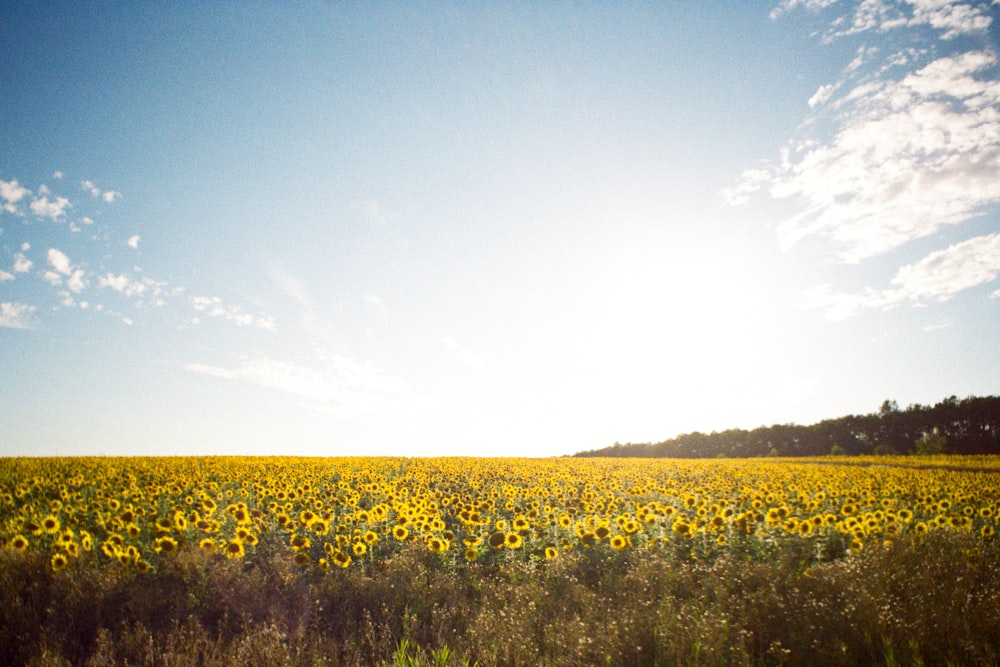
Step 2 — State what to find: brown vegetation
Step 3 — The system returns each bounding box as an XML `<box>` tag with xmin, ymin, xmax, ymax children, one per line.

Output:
<box><xmin>2</xmin><ymin>530</ymin><xmax>998</xmax><ymax>666</ymax></box>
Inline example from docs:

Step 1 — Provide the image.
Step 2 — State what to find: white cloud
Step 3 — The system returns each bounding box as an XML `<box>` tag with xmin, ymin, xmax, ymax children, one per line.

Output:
<box><xmin>191</xmin><ymin>295</ymin><xmax>276</xmax><ymax>329</ymax></box>
<box><xmin>0</xmin><ymin>179</ymin><xmax>30</xmax><ymax>213</ymax></box>
<box><xmin>804</xmin><ymin>232</ymin><xmax>1000</xmax><ymax>319</ymax></box>
<box><xmin>808</xmin><ymin>83</ymin><xmax>837</xmax><ymax>107</ymax></box>
<box><xmin>440</xmin><ymin>336</ymin><xmax>485</xmax><ymax>370</ymax></box>
<box><xmin>776</xmin><ymin>0</ymin><xmax>995</xmax><ymax>40</ymax></box>
<box><xmin>99</xmin><ymin>272</ymin><xmax>146</xmax><ymax>298</ymax></box>
<box><xmin>82</xmin><ymin>179</ymin><xmax>121</xmax><ymax>203</ymax></box>
<box><xmin>30</xmin><ymin>195</ymin><xmax>71</xmax><ymax>220</ymax></box>
<box><xmin>891</xmin><ymin>232</ymin><xmax>1000</xmax><ymax>300</ymax></box>
<box><xmin>0</xmin><ymin>302</ymin><xmax>36</xmax><ymax>329</ymax></box>
<box><xmin>12</xmin><ymin>252</ymin><xmax>32</xmax><ymax>273</ymax></box>
<box><xmin>0</xmin><ymin>270</ymin><xmax>14</xmax><ymax>282</ymax></box>
<box><xmin>46</xmin><ymin>248</ymin><xmax>73</xmax><ymax>275</ymax></box>
<box><xmin>126</xmin><ymin>235</ymin><xmax>140</xmax><ymax>249</ymax></box>
<box><xmin>185</xmin><ymin>354</ymin><xmax>408</xmax><ymax>412</ymax></box>
<box><xmin>52</xmin><ymin>171</ymin><xmax>63</xmax><ymax>180</ymax></box>
<box><xmin>735</xmin><ymin>48</ymin><xmax>1000</xmax><ymax>262</ymax></box>
<box><xmin>66</xmin><ymin>269</ymin><xmax>86</xmax><ymax>294</ymax></box>
<box><xmin>45</xmin><ymin>248</ymin><xmax>87</xmax><ymax>293</ymax></box>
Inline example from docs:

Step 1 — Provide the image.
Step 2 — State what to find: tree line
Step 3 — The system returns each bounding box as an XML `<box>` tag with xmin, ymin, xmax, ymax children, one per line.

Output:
<box><xmin>574</xmin><ymin>395</ymin><xmax>1000</xmax><ymax>459</ymax></box>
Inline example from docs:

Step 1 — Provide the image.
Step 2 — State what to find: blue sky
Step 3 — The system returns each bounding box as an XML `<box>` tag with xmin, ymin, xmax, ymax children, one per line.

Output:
<box><xmin>2</xmin><ymin>1</ymin><xmax>999</xmax><ymax>457</ymax></box>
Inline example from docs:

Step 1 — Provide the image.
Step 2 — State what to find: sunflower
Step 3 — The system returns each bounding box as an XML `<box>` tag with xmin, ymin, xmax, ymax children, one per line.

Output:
<box><xmin>41</xmin><ymin>514</ymin><xmax>61</xmax><ymax>534</ymax></box>
<box><xmin>10</xmin><ymin>534</ymin><xmax>29</xmax><ymax>552</ymax></box>
<box><xmin>504</xmin><ymin>532</ymin><xmax>523</xmax><ymax>549</ymax></box>
<box><xmin>351</xmin><ymin>541</ymin><xmax>367</xmax><ymax>557</ymax></box>
<box><xmin>392</xmin><ymin>525</ymin><xmax>409</xmax><ymax>541</ymax></box>
<box><xmin>609</xmin><ymin>535</ymin><xmax>628</xmax><ymax>551</ymax></box>
<box><xmin>488</xmin><ymin>532</ymin><xmax>506</xmax><ymax>549</ymax></box>
<box><xmin>289</xmin><ymin>534</ymin><xmax>311</xmax><ymax>551</ymax></box>
<box><xmin>154</xmin><ymin>536</ymin><xmax>179</xmax><ymax>555</ymax></box>
<box><xmin>293</xmin><ymin>552</ymin><xmax>310</xmax><ymax>567</ymax></box>
<box><xmin>427</xmin><ymin>537</ymin><xmax>449</xmax><ymax>554</ymax></box>
<box><xmin>51</xmin><ymin>552</ymin><xmax>69</xmax><ymax>572</ymax></box>
<box><xmin>199</xmin><ymin>538</ymin><xmax>216</xmax><ymax>551</ymax></box>
<box><xmin>224</xmin><ymin>540</ymin><xmax>245</xmax><ymax>559</ymax></box>
<box><xmin>544</xmin><ymin>546</ymin><xmax>558</xmax><ymax>560</ymax></box>
<box><xmin>464</xmin><ymin>547</ymin><xmax>479</xmax><ymax>562</ymax></box>
<box><xmin>716</xmin><ymin>534</ymin><xmax>729</xmax><ymax>547</ymax></box>
<box><xmin>332</xmin><ymin>550</ymin><xmax>352</xmax><ymax>568</ymax></box>
<box><xmin>672</xmin><ymin>519</ymin><xmax>692</xmax><ymax>536</ymax></box>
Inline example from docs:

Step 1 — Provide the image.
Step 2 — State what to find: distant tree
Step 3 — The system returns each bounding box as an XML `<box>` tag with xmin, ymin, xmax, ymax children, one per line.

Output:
<box><xmin>915</xmin><ymin>432</ymin><xmax>947</xmax><ymax>455</ymax></box>
<box><xmin>873</xmin><ymin>444</ymin><xmax>897</xmax><ymax>456</ymax></box>
<box><xmin>830</xmin><ymin>444</ymin><xmax>846</xmax><ymax>456</ymax></box>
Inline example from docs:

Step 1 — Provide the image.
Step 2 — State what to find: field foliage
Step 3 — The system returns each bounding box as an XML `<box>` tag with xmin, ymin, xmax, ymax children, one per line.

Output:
<box><xmin>2</xmin><ymin>455</ymin><xmax>1000</xmax><ymax>665</ymax></box>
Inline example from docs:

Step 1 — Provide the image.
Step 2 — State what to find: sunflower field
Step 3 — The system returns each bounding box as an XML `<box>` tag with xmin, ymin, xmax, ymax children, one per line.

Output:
<box><xmin>3</xmin><ymin>455</ymin><xmax>1000</xmax><ymax>665</ymax></box>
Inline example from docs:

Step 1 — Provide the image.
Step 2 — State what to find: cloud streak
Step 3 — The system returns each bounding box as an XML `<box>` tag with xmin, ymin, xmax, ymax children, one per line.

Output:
<box><xmin>728</xmin><ymin>1</ymin><xmax>1000</xmax><ymax>321</ymax></box>
<box><xmin>184</xmin><ymin>354</ymin><xmax>413</xmax><ymax>420</ymax></box>
<box><xmin>732</xmin><ymin>48</ymin><xmax>1000</xmax><ymax>262</ymax></box>
<box><xmin>804</xmin><ymin>232</ymin><xmax>1000</xmax><ymax>319</ymax></box>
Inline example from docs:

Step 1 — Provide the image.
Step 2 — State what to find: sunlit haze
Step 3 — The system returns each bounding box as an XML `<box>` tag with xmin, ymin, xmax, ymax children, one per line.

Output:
<box><xmin>2</xmin><ymin>1</ymin><xmax>999</xmax><ymax>457</ymax></box>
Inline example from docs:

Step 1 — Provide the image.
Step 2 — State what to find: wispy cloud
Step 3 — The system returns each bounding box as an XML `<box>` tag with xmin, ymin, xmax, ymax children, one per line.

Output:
<box><xmin>771</xmin><ymin>0</ymin><xmax>995</xmax><ymax>40</ymax></box>
<box><xmin>184</xmin><ymin>354</ymin><xmax>412</xmax><ymax>420</ymax></box>
<box><xmin>191</xmin><ymin>295</ymin><xmax>276</xmax><ymax>330</ymax></box>
<box><xmin>730</xmin><ymin>2</ymin><xmax>1000</xmax><ymax>322</ymax></box>
<box><xmin>81</xmin><ymin>179</ymin><xmax>121</xmax><ymax>203</ymax></box>
<box><xmin>126</xmin><ymin>235</ymin><xmax>140</xmax><ymax>249</ymax></box>
<box><xmin>0</xmin><ymin>302</ymin><xmax>36</xmax><ymax>329</ymax></box>
<box><xmin>440</xmin><ymin>335</ymin><xmax>485</xmax><ymax>370</ymax></box>
<box><xmin>804</xmin><ymin>232</ymin><xmax>1000</xmax><ymax>319</ymax></box>
<box><xmin>734</xmin><ymin>48</ymin><xmax>1000</xmax><ymax>262</ymax></box>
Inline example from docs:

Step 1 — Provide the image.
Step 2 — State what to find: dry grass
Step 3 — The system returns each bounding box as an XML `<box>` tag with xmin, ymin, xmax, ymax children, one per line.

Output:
<box><xmin>2</xmin><ymin>531</ymin><xmax>999</xmax><ymax>666</ymax></box>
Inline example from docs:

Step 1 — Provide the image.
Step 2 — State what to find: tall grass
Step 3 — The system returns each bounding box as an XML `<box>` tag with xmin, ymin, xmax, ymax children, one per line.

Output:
<box><xmin>2</xmin><ymin>531</ymin><xmax>998</xmax><ymax>666</ymax></box>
